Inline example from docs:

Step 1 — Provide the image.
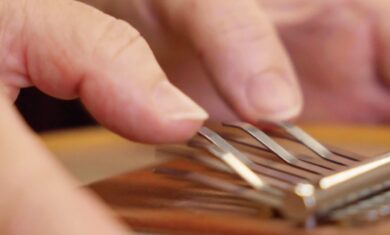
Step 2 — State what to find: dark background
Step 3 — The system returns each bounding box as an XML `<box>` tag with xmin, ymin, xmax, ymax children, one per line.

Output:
<box><xmin>16</xmin><ymin>88</ymin><xmax>96</xmax><ymax>132</ymax></box>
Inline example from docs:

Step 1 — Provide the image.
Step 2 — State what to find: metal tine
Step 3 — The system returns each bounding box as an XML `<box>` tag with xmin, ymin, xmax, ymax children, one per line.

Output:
<box><xmin>223</xmin><ymin>122</ymin><xmax>345</xmax><ymax>171</ymax></box>
<box><xmin>329</xmin><ymin>190</ymin><xmax>390</xmax><ymax>223</ymax></box>
<box><xmin>222</xmin><ymin>122</ymin><xmax>335</xmax><ymax>176</ymax></box>
<box><xmin>272</xmin><ymin>122</ymin><xmax>357</xmax><ymax>166</ymax></box>
<box><xmin>159</xmin><ymin>144</ymin><xmax>318</xmax><ymax>184</ymax></box>
<box><xmin>188</xmin><ymin>141</ymin><xmax>301</xmax><ymax>189</ymax></box>
<box><xmin>154</xmin><ymin>167</ymin><xmax>284</xmax><ymax>209</ymax></box>
<box><xmin>201</xmin><ymin>124</ymin><xmax>390</xmax><ymax>189</ymax></box>
<box><xmin>267</xmin><ymin>128</ymin><xmax>366</xmax><ymax>162</ymax></box>
<box><xmin>197</xmin><ymin>127</ymin><xmax>326</xmax><ymax>184</ymax></box>
<box><xmin>222</xmin><ymin>134</ymin><xmax>345</xmax><ymax>172</ymax></box>
<box><xmin>318</xmin><ymin>152</ymin><xmax>390</xmax><ymax>190</ymax></box>
<box><xmin>223</xmin><ymin>122</ymin><xmax>298</xmax><ymax>164</ymax></box>
<box><xmin>312</xmin><ymin>152</ymin><xmax>390</xmax><ymax>215</ymax></box>
<box><xmin>227</xmin><ymin>138</ymin><xmax>330</xmax><ymax>179</ymax></box>
<box><xmin>294</xmin><ymin>155</ymin><xmax>347</xmax><ymax>171</ymax></box>
<box><xmin>197</xmin><ymin>127</ymin><xmax>280</xmax><ymax>195</ymax></box>
<box><xmin>351</xmin><ymin>205</ymin><xmax>390</xmax><ymax>224</ymax></box>
<box><xmin>217</xmin><ymin>136</ymin><xmax>326</xmax><ymax>181</ymax></box>
<box><xmin>250</xmin><ymin>129</ymin><xmax>365</xmax><ymax>162</ymax></box>
<box><xmin>198</xmin><ymin>127</ymin><xmax>252</xmax><ymax>164</ymax></box>
<box><xmin>156</xmin><ymin>167</ymin><xmax>319</xmax><ymax>225</ymax></box>
<box><xmin>247</xmin><ymin>157</ymin><xmax>321</xmax><ymax>182</ymax></box>
<box><xmin>324</xmin><ymin>146</ymin><xmax>366</xmax><ymax>162</ymax></box>
<box><xmin>243</xmin><ymin>163</ymin><xmax>306</xmax><ymax>187</ymax></box>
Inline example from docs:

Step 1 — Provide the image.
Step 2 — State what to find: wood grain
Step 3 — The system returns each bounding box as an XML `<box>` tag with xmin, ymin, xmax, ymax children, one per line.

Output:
<box><xmin>41</xmin><ymin>125</ymin><xmax>390</xmax><ymax>234</ymax></box>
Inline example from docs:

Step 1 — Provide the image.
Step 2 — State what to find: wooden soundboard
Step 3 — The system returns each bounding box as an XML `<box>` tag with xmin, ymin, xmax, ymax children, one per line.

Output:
<box><xmin>42</xmin><ymin>125</ymin><xmax>390</xmax><ymax>234</ymax></box>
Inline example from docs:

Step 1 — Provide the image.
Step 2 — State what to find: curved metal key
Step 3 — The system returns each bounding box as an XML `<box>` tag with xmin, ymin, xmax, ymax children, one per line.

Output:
<box><xmin>156</xmin><ymin>122</ymin><xmax>390</xmax><ymax>227</ymax></box>
<box><xmin>196</xmin><ymin>127</ymin><xmax>279</xmax><ymax>194</ymax></box>
<box><xmin>223</xmin><ymin>122</ymin><xmax>336</xmax><ymax>175</ymax></box>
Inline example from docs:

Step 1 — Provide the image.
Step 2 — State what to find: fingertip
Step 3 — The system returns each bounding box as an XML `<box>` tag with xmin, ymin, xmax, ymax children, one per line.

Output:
<box><xmin>252</xmin><ymin>100</ymin><xmax>303</xmax><ymax>122</ymax></box>
<box><xmin>93</xmin><ymin>109</ymin><xmax>206</xmax><ymax>144</ymax></box>
<box><xmin>244</xmin><ymin>72</ymin><xmax>303</xmax><ymax>122</ymax></box>
<box><xmin>128</xmin><ymin>119</ymin><xmax>206</xmax><ymax>144</ymax></box>
<box><xmin>140</xmin><ymin>81</ymin><xmax>209</xmax><ymax>143</ymax></box>
<box><xmin>152</xmin><ymin>80</ymin><xmax>209</xmax><ymax>123</ymax></box>
<box><xmin>80</xmin><ymin>75</ymin><xmax>208</xmax><ymax>144</ymax></box>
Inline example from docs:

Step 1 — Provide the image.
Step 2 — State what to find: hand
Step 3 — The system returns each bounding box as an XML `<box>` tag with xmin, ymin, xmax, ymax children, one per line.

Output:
<box><xmin>82</xmin><ymin>0</ymin><xmax>303</xmax><ymax>122</ymax></box>
<box><xmin>100</xmin><ymin>0</ymin><xmax>390</xmax><ymax>124</ymax></box>
<box><xmin>0</xmin><ymin>0</ymin><xmax>301</xmax><ymax>234</ymax></box>
<box><xmin>260</xmin><ymin>0</ymin><xmax>390</xmax><ymax>123</ymax></box>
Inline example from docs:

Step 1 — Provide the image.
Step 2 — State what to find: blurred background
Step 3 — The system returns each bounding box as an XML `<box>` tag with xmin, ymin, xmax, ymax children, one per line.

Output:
<box><xmin>16</xmin><ymin>88</ymin><xmax>96</xmax><ymax>132</ymax></box>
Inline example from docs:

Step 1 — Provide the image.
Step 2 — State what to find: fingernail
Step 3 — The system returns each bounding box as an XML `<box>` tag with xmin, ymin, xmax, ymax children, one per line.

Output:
<box><xmin>246</xmin><ymin>73</ymin><xmax>302</xmax><ymax>121</ymax></box>
<box><xmin>154</xmin><ymin>81</ymin><xmax>209</xmax><ymax>121</ymax></box>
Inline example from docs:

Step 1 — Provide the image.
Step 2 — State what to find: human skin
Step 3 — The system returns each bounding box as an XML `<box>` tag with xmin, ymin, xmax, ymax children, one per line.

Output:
<box><xmin>85</xmin><ymin>0</ymin><xmax>390</xmax><ymax>123</ymax></box>
<box><xmin>0</xmin><ymin>0</ymin><xmax>301</xmax><ymax>234</ymax></box>
<box><xmin>266</xmin><ymin>0</ymin><xmax>390</xmax><ymax>123</ymax></box>
<box><xmin>2</xmin><ymin>0</ymin><xmax>390</xmax><ymax>234</ymax></box>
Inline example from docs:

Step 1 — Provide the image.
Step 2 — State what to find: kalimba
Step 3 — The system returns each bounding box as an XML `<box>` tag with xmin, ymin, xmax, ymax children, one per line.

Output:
<box><xmin>90</xmin><ymin>123</ymin><xmax>390</xmax><ymax>234</ymax></box>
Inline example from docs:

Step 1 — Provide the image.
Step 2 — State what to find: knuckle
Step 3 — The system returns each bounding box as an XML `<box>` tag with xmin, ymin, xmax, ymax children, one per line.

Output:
<box><xmin>190</xmin><ymin>0</ymin><xmax>275</xmax><ymax>43</ymax></box>
<box><xmin>211</xmin><ymin>15</ymin><xmax>276</xmax><ymax>48</ymax></box>
<box><xmin>217</xmin><ymin>17</ymin><xmax>274</xmax><ymax>43</ymax></box>
<box><xmin>91</xmin><ymin>17</ymin><xmax>143</xmax><ymax>61</ymax></box>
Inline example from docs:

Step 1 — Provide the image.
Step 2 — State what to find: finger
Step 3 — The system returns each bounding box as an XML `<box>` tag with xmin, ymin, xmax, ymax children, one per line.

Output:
<box><xmin>150</xmin><ymin>0</ymin><xmax>303</xmax><ymax>122</ymax></box>
<box><xmin>358</xmin><ymin>0</ymin><xmax>390</xmax><ymax>87</ymax></box>
<box><xmin>0</xmin><ymin>87</ymin><xmax>130</xmax><ymax>235</ymax></box>
<box><xmin>259</xmin><ymin>0</ymin><xmax>325</xmax><ymax>26</ymax></box>
<box><xmin>0</xmin><ymin>84</ymin><xmax>20</xmax><ymax>102</ymax></box>
<box><xmin>4</xmin><ymin>0</ymin><xmax>207</xmax><ymax>143</ymax></box>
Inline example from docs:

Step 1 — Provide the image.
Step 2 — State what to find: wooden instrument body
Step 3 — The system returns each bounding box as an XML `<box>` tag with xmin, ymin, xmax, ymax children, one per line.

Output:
<box><xmin>43</xmin><ymin>125</ymin><xmax>390</xmax><ymax>234</ymax></box>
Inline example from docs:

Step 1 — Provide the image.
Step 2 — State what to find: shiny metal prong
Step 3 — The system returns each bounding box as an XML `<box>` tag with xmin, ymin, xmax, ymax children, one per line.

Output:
<box><xmin>154</xmin><ymin>167</ymin><xmax>283</xmax><ymax>208</ymax></box>
<box><xmin>275</xmin><ymin>122</ymin><xmax>355</xmax><ymax>165</ymax></box>
<box><xmin>222</xmin><ymin>122</ymin><xmax>335</xmax><ymax>175</ymax></box>
<box><xmin>196</xmin><ymin>127</ymin><xmax>275</xmax><ymax>193</ymax></box>
<box><xmin>277</xmin><ymin>122</ymin><xmax>332</xmax><ymax>158</ymax></box>
<box><xmin>159</xmin><ymin>122</ymin><xmax>390</xmax><ymax>226</ymax></box>
<box><xmin>223</xmin><ymin>122</ymin><xmax>299</xmax><ymax>164</ymax></box>
<box><xmin>189</xmin><ymin>141</ymin><xmax>294</xmax><ymax>190</ymax></box>
<box><xmin>319</xmin><ymin>152</ymin><xmax>390</xmax><ymax>189</ymax></box>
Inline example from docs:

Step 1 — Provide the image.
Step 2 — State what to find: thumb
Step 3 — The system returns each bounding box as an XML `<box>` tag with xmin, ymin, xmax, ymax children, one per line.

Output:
<box><xmin>0</xmin><ymin>85</ymin><xmax>130</xmax><ymax>235</ymax></box>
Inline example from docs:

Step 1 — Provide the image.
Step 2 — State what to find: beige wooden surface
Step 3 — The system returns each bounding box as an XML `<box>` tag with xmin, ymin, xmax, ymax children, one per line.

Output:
<box><xmin>40</xmin><ymin>125</ymin><xmax>390</xmax><ymax>234</ymax></box>
<box><xmin>41</xmin><ymin>125</ymin><xmax>390</xmax><ymax>184</ymax></box>
<box><xmin>41</xmin><ymin>127</ymin><xmax>159</xmax><ymax>185</ymax></box>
